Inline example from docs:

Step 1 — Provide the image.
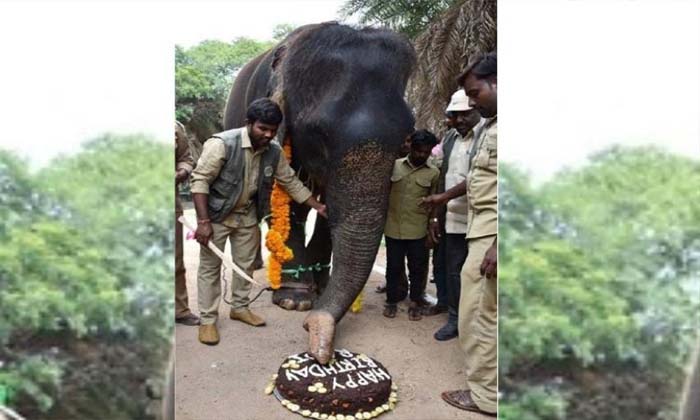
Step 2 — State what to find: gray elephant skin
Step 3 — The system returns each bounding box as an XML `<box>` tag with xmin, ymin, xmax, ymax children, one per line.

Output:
<box><xmin>224</xmin><ymin>22</ymin><xmax>416</xmax><ymax>364</ymax></box>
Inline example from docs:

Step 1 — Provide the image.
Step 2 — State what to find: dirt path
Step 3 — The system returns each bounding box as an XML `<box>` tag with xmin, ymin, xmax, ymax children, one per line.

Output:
<box><xmin>175</xmin><ymin>209</ymin><xmax>491</xmax><ymax>420</ymax></box>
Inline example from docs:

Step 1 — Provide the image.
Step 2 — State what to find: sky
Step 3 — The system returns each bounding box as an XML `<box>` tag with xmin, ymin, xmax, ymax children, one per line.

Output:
<box><xmin>500</xmin><ymin>0</ymin><xmax>700</xmax><ymax>183</ymax></box>
<box><xmin>0</xmin><ymin>0</ymin><xmax>351</xmax><ymax>168</ymax></box>
<box><xmin>0</xmin><ymin>0</ymin><xmax>698</xmax><ymax>176</ymax></box>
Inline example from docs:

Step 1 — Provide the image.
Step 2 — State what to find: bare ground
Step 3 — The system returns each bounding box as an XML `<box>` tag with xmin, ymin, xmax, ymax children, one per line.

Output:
<box><xmin>176</xmin><ymin>209</ymin><xmax>491</xmax><ymax>420</ymax></box>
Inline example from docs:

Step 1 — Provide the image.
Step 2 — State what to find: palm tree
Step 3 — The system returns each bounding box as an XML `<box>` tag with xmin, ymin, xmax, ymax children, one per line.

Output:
<box><xmin>408</xmin><ymin>0</ymin><xmax>496</xmax><ymax>135</ymax></box>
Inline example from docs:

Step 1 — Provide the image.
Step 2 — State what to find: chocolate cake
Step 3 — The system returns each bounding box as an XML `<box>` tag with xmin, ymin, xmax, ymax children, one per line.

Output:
<box><xmin>267</xmin><ymin>349</ymin><xmax>398</xmax><ymax>419</ymax></box>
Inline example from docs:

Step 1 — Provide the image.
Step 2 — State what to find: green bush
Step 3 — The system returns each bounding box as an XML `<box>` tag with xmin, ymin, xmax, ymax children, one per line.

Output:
<box><xmin>0</xmin><ymin>135</ymin><xmax>171</xmax><ymax>418</ymax></box>
<box><xmin>500</xmin><ymin>147</ymin><xmax>700</xmax><ymax>419</ymax></box>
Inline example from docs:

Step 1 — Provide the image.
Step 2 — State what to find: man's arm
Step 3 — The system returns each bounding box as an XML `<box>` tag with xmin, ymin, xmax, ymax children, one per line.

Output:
<box><xmin>427</xmin><ymin>171</ymin><xmax>442</xmax><ymax>245</ymax></box>
<box><xmin>189</xmin><ymin>138</ymin><xmax>226</xmax><ymax>245</ymax></box>
<box><xmin>175</xmin><ymin>123</ymin><xmax>194</xmax><ymax>184</ymax></box>
<box><xmin>422</xmin><ymin>179</ymin><xmax>466</xmax><ymax>209</ymax></box>
<box><xmin>274</xmin><ymin>152</ymin><xmax>327</xmax><ymax>218</ymax></box>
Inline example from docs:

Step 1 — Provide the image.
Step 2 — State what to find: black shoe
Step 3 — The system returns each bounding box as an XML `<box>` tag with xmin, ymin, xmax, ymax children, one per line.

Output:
<box><xmin>383</xmin><ymin>304</ymin><xmax>397</xmax><ymax>318</ymax></box>
<box><xmin>423</xmin><ymin>304</ymin><xmax>448</xmax><ymax>316</ymax></box>
<box><xmin>176</xmin><ymin>313</ymin><xmax>201</xmax><ymax>326</ymax></box>
<box><xmin>434</xmin><ymin>322</ymin><xmax>458</xmax><ymax>341</ymax></box>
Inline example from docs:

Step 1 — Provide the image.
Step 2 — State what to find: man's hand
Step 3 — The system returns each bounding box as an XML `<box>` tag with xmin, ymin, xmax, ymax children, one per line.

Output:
<box><xmin>315</xmin><ymin>203</ymin><xmax>328</xmax><ymax>219</ymax></box>
<box><xmin>421</xmin><ymin>193</ymin><xmax>447</xmax><ymax>211</ymax></box>
<box><xmin>305</xmin><ymin>196</ymin><xmax>328</xmax><ymax>219</ymax></box>
<box><xmin>176</xmin><ymin>168</ymin><xmax>189</xmax><ymax>184</ymax></box>
<box><xmin>195</xmin><ymin>221</ymin><xmax>213</xmax><ymax>245</ymax></box>
<box><xmin>428</xmin><ymin>219</ymin><xmax>441</xmax><ymax>244</ymax></box>
<box><xmin>480</xmin><ymin>240</ymin><xmax>497</xmax><ymax>280</ymax></box>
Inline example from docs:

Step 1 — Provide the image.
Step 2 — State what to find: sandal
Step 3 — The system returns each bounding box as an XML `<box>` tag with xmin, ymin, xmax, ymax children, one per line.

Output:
<box><xmin>408</xmin><ymin>303</ymin><xmax>422</xmax><ymax>321</ymax></box>
<box><xmin>383</xmin><ymin>304</ymin><xmax>397</xmax><ymax>318</ymax></box>
<box><xmin>441</xmin><ymin>389</ymin><xmax>496</xmax><ymax>416</ymax></box>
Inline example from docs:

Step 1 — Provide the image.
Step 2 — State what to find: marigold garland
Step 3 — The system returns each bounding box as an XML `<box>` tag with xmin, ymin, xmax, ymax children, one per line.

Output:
<box><xmin>265</xmin><ymin>138</ymin><xmax>294</xmax><ymax>289</ymax></box>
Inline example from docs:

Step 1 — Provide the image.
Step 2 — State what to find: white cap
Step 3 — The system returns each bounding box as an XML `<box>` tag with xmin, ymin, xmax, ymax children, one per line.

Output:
<box><xmin>445</xmin><ymin>89</ymin><xmax>472</xmax><ymax>112</ymax></box>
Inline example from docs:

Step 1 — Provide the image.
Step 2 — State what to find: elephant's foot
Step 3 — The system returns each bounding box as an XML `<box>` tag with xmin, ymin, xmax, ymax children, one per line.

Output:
<box><xmin>303</xmin><ymin>310</ymin><xmax>335</xmax><ymax>365</ymax></box>
<box><xmin>272</xmin><ymin>287</ymin><xmax>314</xmax><ymax>311</ymax></box>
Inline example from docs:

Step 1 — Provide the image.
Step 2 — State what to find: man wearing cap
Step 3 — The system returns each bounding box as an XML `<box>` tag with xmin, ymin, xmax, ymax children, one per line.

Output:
<box><xmin>427</xmin><ymin>89</ymin><xmax>481</xmax><ymax>341</ymax></box>
<box><xmin>190</xmin><ymin>98</ymin><xmax>327</xmax><ymax>345</ymax></box>
<box><xmin>175</xmin><ymin>121</ymin><xmax>200</xmax><ymax>326</ymax></box>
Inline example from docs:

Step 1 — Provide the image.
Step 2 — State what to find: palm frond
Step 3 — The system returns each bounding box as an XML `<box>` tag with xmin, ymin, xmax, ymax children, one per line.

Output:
<box><xmin>408</xmin><ymin>0</ymin><xmax>496</xmax><ymax>136</ymax></box>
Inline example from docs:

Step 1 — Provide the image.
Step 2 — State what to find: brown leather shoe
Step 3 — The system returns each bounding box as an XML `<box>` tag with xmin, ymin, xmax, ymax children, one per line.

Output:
<box><xmin>230</xmin><ymin>308</ymin><xmax>266</xmax><ymax>327</ymax></box>
<box><xmin>198</xmin><ymin>324</ymin><xmax>219</xmax><ymax>345</ymax></box>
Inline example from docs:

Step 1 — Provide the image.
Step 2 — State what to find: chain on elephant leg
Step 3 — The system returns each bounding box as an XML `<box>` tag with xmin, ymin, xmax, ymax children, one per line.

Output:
<box><xmin>270</xmin><ymin>201</ymin><xmax>315</xmax><ymax>311</ymax></box>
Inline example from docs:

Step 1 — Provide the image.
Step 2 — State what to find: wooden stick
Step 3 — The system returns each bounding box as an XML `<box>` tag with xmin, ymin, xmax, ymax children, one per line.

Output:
<box><xmin>178</xmin><ymin>216</ymin><xmax>262</xmax><ymax>286</ymax></box>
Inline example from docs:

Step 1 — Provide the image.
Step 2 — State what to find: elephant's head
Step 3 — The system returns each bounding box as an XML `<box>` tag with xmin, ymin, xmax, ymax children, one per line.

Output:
<box><xmin>280</xmin><ymin>23</ymin><xmax>417</xmax><ymax>363</ymax></box>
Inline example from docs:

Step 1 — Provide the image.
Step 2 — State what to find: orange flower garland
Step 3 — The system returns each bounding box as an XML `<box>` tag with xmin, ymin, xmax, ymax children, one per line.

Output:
<box><xmin>265</xmin><ymin>137</ymin><xmax>294</xmax><ymax>289</ymax></box>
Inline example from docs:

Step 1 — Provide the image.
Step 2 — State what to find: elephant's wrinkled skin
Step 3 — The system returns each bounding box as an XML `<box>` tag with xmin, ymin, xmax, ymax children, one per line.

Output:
<box><xmin>224</xmin><ymin>22</ymin><xmax>416</xmax><ymax>363</ymax></box>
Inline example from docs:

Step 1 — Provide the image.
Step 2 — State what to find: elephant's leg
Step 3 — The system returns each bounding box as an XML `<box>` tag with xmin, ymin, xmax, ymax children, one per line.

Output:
<box><xmin>271</xmin><ymin>201</ymin><xmax>315</xmax><ymax>311</ymax></box>
<box><xmin>306</xmin><ymin>202</ymin><xmax>332</xmax><ymax>296</ymax></box>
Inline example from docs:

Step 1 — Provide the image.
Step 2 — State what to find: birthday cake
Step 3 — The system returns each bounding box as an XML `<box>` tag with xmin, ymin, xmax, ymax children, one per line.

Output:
<box><xmin>266</xmin><ymin>349</ymin><xmax>398</xmax><ymax>419</ymax></box>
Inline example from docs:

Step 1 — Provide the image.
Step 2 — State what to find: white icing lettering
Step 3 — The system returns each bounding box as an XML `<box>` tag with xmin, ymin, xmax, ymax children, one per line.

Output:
<box><xmin>332</xmin><ymin>376</ymin><xmax>346</xmax><ymax>391</ymax></box>
<box><xmin>359</xmin><ymin>370</ymin><xmax>379</xmax><ymax>384</ymax></box>
<box><xmin>352</xmin><ymin>357</ymin><xmax>368</xmax><ymax>369</ymax></box>
<box><xmin>285</xmin><ymin>370</ymin><xmax>300</xmax><ymax>381</ymax></box>
<box><xmin>372</xmin><ymin>367</ymin><xmax>391</xmax><ymax>381</ymax></box>
<box><xmin>321</xmin><ymin>363</ymin><xmax>338</xmax><ymax>376</ymax></box>
<box><xmin>308</xmin><ymin>364</ymin><xmax>327</xmax><ymax>378</ymax></box>
<box><xmin>365</xmin><ymin>358</ymin><xmax>377</xmax><ymax>368</ymax></box>
<box><xmin>289</xmin><ymin>353</ymin><xmax>314</xmax><ymax>364</ymax></box>
<box><xmin>336</xmin><ymin>359</ymin><xmax>356</xmax><ymax>374</ymax></box>
<box><xmin>345</xmin><ymin>373</ymin><xmax>358</xmax><ymax>389</ymax></box>
<box><xmin>338</xmin><ymin>349</ymin><xmax>354</xmax><ymax>358</ymax></box>
<box><xmin>289</xmin><ymin>366</ymin><xmax>309</xmax><ymax>378</ymax></box>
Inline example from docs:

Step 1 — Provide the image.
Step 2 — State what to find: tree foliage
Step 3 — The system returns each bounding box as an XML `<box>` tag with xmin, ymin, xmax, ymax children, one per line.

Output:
<box><xmin>341</xmin><ymin>0</ymin><xmax>455</xmax><ymax>38</ymax></box>
<box><xmin>0</xmin><ymin>135</ymin><xmax>171</xmax><ymax>418</ymax></box>
<box><xmin>175</xmin><ymin>38</ymin><xmax>273</xmax><ymax>143</ymax></box>
<box><xmin>500</xmin><ymin>147</ymin><xmax>700</xmax><ymax>419</ymax></box>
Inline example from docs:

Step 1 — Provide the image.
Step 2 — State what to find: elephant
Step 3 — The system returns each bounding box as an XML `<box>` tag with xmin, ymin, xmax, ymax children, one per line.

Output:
<box><xmin>224</xmin><ymin>22</ymin><xmax>416</xmax><ymax>363</ymax></box>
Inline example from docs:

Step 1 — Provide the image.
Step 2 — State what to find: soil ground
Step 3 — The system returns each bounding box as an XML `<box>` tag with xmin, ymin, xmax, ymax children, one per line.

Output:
<box><xmin>175</xmin><ymin>208</ymin><xmax>491</xmax><ymax>420</ymax></box>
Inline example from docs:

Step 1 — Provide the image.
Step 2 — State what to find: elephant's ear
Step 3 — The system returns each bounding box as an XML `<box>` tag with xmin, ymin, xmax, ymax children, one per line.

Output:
<box><xmin>271</xmin><ymin>45</ymin><xmax>287</xmax><ymax>71</ymax></box>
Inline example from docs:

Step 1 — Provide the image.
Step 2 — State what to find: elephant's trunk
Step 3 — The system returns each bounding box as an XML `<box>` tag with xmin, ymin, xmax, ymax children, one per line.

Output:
<box><xmin>304</xmin><ymin>141</ymin><xmax>395</xmax><ymax>363</ymax></box>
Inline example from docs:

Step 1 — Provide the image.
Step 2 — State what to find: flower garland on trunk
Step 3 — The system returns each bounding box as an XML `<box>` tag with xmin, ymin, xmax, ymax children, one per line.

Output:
<box><xmin>265</xmin><ymin>136</ymin><xmax>294</xmax><ymax>289</ymax></box>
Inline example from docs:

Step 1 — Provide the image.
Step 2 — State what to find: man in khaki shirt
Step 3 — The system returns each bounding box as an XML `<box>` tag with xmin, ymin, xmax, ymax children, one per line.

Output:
<box><xmin>423</xmin><ymin>53</ymin><xmax>497</xmax><ymax>415</ymax></box>
<box><xmin>175</xmin><ymin>121</ymin><xmax>199</xmax><ymax>326</ymax></box>
<box><xmin>190</xmin><ymin>98</ymin><xmax>326</xmax><ymax>345</ymax></box>
<box><xmin>383</xmin><ymin>130</ymin><xmax>440</xmax><ymax>321</ymax></box>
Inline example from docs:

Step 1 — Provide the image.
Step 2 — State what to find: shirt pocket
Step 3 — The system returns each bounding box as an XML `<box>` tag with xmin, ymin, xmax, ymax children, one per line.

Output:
<box><xmin>413</xmin><ymin>176</ymin><xmax>433</xmax><ymax>199</ymax></box>
<box><xmin>415</xmin><ymin>176</ymin><xmax>432</xmax><ymax>191</ymax></box>
<box><xmin>208</xmin><ymin>195</ymin><xmax>227</xmax><ymax>211</ymax></box>
<box><xmin>390</xmin><ymin>173</ymin><xmax>404</xmax><ymax>183</ymax></box>
<box><xmin>210</xmin><ymin>175</ymin><xmax>239</xmax><ymax>197</ymax></box>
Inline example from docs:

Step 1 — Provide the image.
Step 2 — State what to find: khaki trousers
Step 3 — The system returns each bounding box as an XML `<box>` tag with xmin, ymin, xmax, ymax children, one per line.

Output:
<box><xmin>175</xmin><ymin>197</ymin><xmax>191</xmax><ymax>318</ymax></box>
<box><xmin>458</xmin><ymin>234</ymin><xmax>497</xmax><ymax>414</ymax></box>
<box><xmin>197</xmin><ymin>222</ymin><xmax>260</xmax><ymax>325</ymax></box>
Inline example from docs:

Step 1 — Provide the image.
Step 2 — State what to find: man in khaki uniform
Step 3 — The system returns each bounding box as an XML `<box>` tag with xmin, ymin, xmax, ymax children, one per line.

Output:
<box><xmin>191</xmin><ymin>98</ymin><xmax>326</xmax><ymax>345</ymax></box>
<box><xmin>383</xmin><ymin>130</ymin><xmax>440</xmax><ymax>321</ymax></box>
<box><xmin>423</xmin><ymin>53</ymin><xmax>497</xmax><ymax>415</ymax></box>
<box><xmin>175</xmin><ymin>122</ymin><xmax>199</xmax><ymax>326</ymax></box>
